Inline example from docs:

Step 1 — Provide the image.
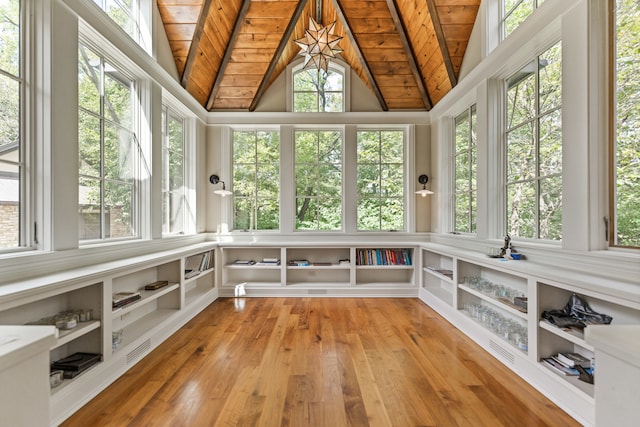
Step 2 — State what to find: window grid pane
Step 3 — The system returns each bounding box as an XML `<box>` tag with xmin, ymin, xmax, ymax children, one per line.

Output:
<box><xmin>233</xmin><ymin>130</ymin><xmax>280</xmax><ymax>231</ymax></box>
<box><xmin>357</xmin><ymin>130</ymin><xmax>404</xmax><ymax>231</ymax></box>
<box><xmin>454</xmin><ymin>105</ymin><xmax>477</xmax><ymax>234</ymax></box>
<box><xmin>78</xmin><ymin>44</ymin><xmax>139</xmax><ymax>241</ymax></box>
<box><xmin>505</xmin><ymin>42</ymin><xmax>562</xmax><ymax>240</ymax></box>
<box><xmin>612</xmin><ymin>0</ymin><xmax>640</xmax><ymax>247</ymax></box>
<box><xmin>295</xmin><ymin>130</ymin><xmax>342</xmax><ymax>230</ymax></box>
<box><xmin>0</xmin><ymin>0</ymin><xmax>22</xmax><ymax>249</ymax></box>
<box><xmin>162</xmin><ymin>106</ymin><xmax>186</xmax><ymax>235</ymax></box>
<box><xmin>293</xmin><ymin>68</ymin><xmax>344</xmax><ymax>112</ymax></box>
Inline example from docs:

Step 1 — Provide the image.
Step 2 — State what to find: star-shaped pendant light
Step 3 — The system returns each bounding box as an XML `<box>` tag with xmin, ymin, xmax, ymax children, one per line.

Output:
<box><xmin>294</xmin><ymin>17</ymin><xmax>343</xmax><ymax>73</ymax></box>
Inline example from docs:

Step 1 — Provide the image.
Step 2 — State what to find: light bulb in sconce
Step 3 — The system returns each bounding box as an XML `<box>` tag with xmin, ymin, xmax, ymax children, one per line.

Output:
<box><xmin>209</xmin><ymin>174</ymin><xmax>233</xmax><ymax>197</ymax></box>
<box><xmin>415</xmin><ymin>174</ymin><xmax>434</xmax><ymax>197</ymax></box>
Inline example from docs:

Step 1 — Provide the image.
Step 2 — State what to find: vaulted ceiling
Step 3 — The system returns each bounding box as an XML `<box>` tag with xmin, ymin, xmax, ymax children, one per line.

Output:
<box><xmin>157</xmin><ymin>0</ymin><xmax>480</xmax><ymax>112</ymax></box>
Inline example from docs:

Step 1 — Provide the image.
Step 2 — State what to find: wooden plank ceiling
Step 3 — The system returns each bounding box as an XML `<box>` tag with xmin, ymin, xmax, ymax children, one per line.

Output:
<box><xmin>157</xmin><ymin>0</ymin><xmax>480</xmax><ymax>111</ymax></box>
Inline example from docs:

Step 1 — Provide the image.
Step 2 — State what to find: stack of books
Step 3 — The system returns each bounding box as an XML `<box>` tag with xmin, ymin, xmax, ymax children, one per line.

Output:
<box><xmin>289</xmin><ymin>259</ymin><xmax>310</xmax><ymax>266</ymax></box>
<box><xmin>233</xmin><ymin>259</ymin><xmax>256</xmax><ymax>265</ymax></box>
<box><xmin>51</xmin><ymin>352</ymin><xmax>102</xmax><ymax>378</ymax></box>
<box><xmin>112</xmin><ymin>291</ymin><xmax>141</xmax><ymax>309</ymax></box>
<box><xmin>542</xmin><ymin>352</ymin><xmax>592</xmax><ymax>376</ymax></box>
<box><xmin>256</xmin><ymin>258</ymin><xmax>280</xmax><ymax>266</ymax></box>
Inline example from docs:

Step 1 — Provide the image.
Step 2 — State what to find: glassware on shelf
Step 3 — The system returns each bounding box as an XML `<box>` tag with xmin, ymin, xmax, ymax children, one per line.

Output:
<box><xmin>462</xmin><ymin>302</ymin><xmax>528</xmax><ymax>351</ymax></box>
<box><xmin>463</xmin><ymin>276</ymin><xmax>525</xmax><ymax>300</ymax></box>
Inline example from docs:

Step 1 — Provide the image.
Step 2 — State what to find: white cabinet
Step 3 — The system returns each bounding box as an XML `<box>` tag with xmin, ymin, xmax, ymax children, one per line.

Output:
<box><xmin>419</xmin><ymin>243</ymin><xmax>640</xmax><ymax>427</ymax></box>
<box><xmin>0</xmin><ymin>242</ymin><xmax>218</xmax><ymax>426</ymax></box>
<box><xmin>219</xmin><ymin>244</ymin><xmax>417</xmax><ymax>296</ymax></box>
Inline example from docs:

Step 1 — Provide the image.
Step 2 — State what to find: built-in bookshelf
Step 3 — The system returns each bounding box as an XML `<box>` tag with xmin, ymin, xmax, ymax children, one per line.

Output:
<box><xmin>219</xmin><ymin>244</ymin><xmax>417</xmax><ymax>295</ymax></box>
<box><xmin>0</xmin><ymin>242</ymin><xmax>218</xmax><ymax>426</ymax></box>
<box><xmin>419</xmin><ymin>242</ymin><xmax>640</xmax><ymax>427</ymax></box>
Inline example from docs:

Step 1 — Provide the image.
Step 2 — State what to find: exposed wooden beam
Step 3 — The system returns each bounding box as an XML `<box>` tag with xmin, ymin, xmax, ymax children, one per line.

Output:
<box><xmin>386</xmin><ymin>0</ymin><xmax>432</xmax><ymax>110</ymax></box>
<box><xmin>249</xmin><ymin>0</ymin><xmax>309</xmax><ymax>112</ymax></box>
<box><xmin>331</xmin><ymin>0</ymin><xmax>388</xmax><ymax>111</ymax></box>
<box><xmin>206</xmin><ymin>0</ymin><xmax>253</xmax><ymax>111</ymax></box>
<box><xmin>180</xmin><ymin>0</ymin><xmax>214</xmax><ymax>88</ymax></box>
<box><xmin>425</xmin><ymin>0</ymin><xmax>457</xmax><ymax>87</ymax></box>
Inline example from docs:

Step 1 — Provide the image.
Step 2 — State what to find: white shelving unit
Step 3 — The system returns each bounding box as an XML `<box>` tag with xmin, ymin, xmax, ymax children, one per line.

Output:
<box><xmin>0</xmin><ymin>242</ymin><xmax>218</xmax><ymax>426</ymax></box>
<box><xmin>418</xmin><ymin>242</ymin><xmax>640</xmax><ymax>427</ymax></box>
<box><xmin>219</xmin><ymin>244</ymin><xmax>417</xmax><ymax>296</ymax></box>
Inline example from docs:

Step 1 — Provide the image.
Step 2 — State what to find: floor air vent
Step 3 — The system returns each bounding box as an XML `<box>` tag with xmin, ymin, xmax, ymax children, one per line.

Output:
<box><xmin>127</xmin><ymin>339</ymin><xmax>151</xmax><ymax>364</ymax></box>
<box><xmin>489</xmin><ymin>339</ymin><xmax>515</xmax><ymax>365</ymax></box>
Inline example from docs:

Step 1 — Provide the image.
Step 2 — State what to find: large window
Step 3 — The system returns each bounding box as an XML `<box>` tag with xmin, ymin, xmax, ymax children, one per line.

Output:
<box><xmin>0</xmin><ymin>0</ymin><xmax>23</xmax><ymax>250</ymax></box>
<box><xmin>611</xmin><ymin>0</ymin><xmax>640</xmax><ymax>248</ymax></box>
<box><xmin>295</xmin><ymin>130</ymin><xmax>342</xmax><ymax>230</ymax></box>
<box><xmin>92</xmin><ymin>0</ymin><xmax>146</xmax><ymax>49</ymax></box>
<box><xmin>502</xmin><ymin>0</ymin><xmax>546</xmax><ymax>39</ymax></box>
<box><xmin>357</xmin><ymin>130</ymin><xmax>405</xmax><ymax>231</ymax></box>
<box><xmin>161</xmin><ymin>105</ymin><xmax>186</xmax><ymax>235</ymax></box>
<box><xmin>232</xmin><ymin>130</ymin><xmax>280</xmax><ymax>231</ymax></box>
<box><xmin>78</xmin><ymin>43</ymin><xmax>143</xmax><ymax>241</ymax></box>
<box><xmin>505</xmin><ymin>42</ymin><xmax>562</xmax><ymax>240</ymax></box>
<box><xmin>454</xmin><ymin>105</ymin><xmax>477</xmax><ymax>234</ymax></box>
<box><xmin>293</xmin><ymin>66</ymin><xmax>344</xmax><ymax>112</ymax></box>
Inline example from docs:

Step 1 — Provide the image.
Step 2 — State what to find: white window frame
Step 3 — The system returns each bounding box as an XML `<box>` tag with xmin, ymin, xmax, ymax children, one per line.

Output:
<box><xmin>90</xmin><ymin>0</ymin><xmax>151</xmax><ymax>52</ymax></box>
<box><xmin>503</xmin><ymin>41</ymin><xmax>562</xmax><ymax>242</ymax></box>
<box><xmin>356</xmin><ymin>128</ymin><xmax>407</xmax><ymax>232</ymax></box>
<box><xmin>286</xmin><ymin>58</ymin><xmax>351</xmax><ymax>112</ymax></box>
<box><xmin>453</xmin><ymin>104</ymin><xmax>477</xmax><ymax>235</ymax></box>
<box><xmin>0</xmin><ymin>0</ymin><xmax>31</xmax><ymax>252</ymax></box>
<box><xmin>501</xmin><ymin>0</ymin><xmax>546</xmax><ymax>40</ymax></box>
<box><xmin>78</xmin><ymin>35</ymin><xmax>149</xmax><ymax>243</ymax></box>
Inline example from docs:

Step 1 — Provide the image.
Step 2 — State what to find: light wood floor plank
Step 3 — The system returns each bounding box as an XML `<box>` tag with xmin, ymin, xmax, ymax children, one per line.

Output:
<box><xmin>62</xmin><ymin>298</ymin><xmax>581</xmax><ymax>427</ymax></box>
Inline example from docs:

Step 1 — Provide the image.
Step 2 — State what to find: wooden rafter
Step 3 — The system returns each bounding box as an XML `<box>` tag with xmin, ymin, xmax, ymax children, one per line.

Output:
<box><xmin>180</xmin><ymin>0</ymin><xmax>214</xmax><ymax>88</ymax></box>
<box><xmin>425</xmin><ymin>0</ymin><xmax>457</xmax><ymax>87</ymax></box>
<box><xmin>331</xmin><ymin>0</ymin><xmax>388</xmax><ymax>111</ymax></box>
<box><xmin>249</xmin><ymin>0</ymin><xmax>309</xmax><ymax>112</ymax></box>
<box><xmin>386</xmin><ymin>0</ymin><xmax>432</xmax><ymax>110</ymax></box>
<box><xmin>205</xmin><ymin>0</ymin><xmax>252</xmax><ymax>111</ymax></box>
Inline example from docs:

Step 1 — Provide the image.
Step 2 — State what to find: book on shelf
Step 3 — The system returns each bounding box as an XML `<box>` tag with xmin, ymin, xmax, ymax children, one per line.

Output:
<box><xmin>339</xmin><ymin>259</ymin><xmax>350</xmax><ymax>265</ymax></box>
<box><xmin>312</xmin><ymin>262</ymin><xmax>332</xmax><ymax>266</ymax></box>
<box><xmin>112</xmin><ymin>291</ymin><xmax>141</xmax><ymax>308</ymax></box>
<box><xmin>541</xmin><ymin>357</ymin><xmax>580</xmax><ymax>376</ymax></box>
<box><xmin>198</xmin><ymin>251</ymin><xmax>213</xmax><ymax>271</ymax></box>
<box><xmin>184</xmin><ymin>269</ymin><xmax>201</xmax><ymax>279</ymax></box>
<box><xmin>427</xmin><ymin>267</ymin><xmax>453</xmax><ymax>279</ymax></box>
<box><xmin>356</xmin><ymin>248</ymin><xmax>412</xmax><ymax>266</ymax></box>
<box><xmin>144</xmin><ymin>280</ymin><xmax>169</xmax><ymax>291</ymax></box>
<box><xmin>256</xmin><ymin>258</ymin><xmax>280</xmax><ymax>265</ymax></box>
<box><xmin>51</xmin><ymin>352</ymin><xmax>102</xmax><ymax>378</ymax></box>
<box><xmin>289</xmin><ymin>259</ymin><xmax>310</xmax><ymax>266</ymax></box>
<box><xmin>557</xmin><ymin>352</ymin><xmax>591</xmax><ymax>368</ymax></box>
<box><xmin>233</xmin><ymin>259</ymin><xmax>256</xmax><ymax>265</ymax></box>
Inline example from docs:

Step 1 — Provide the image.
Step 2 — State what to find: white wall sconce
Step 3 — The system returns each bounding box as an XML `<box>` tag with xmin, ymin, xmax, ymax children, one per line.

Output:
<box><xmin>415</xmin><ymin>174</ymin><xmax>434</xmax><ymax>197</ymax></box>
<box><xmin>209</xmin><ymin>174</ymin><xmax>233</xmax><ymax>197</ymax></box>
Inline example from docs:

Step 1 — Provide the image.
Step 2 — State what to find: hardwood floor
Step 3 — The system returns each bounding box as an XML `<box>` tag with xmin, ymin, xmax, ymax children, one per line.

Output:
<box><xmin>62</xmin><ymin>298</ymin><xmax>580</xmax><ymax>427</ymax></box>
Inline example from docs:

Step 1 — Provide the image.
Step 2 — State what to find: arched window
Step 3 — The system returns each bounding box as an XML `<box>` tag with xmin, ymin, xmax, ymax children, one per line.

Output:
<box><xmin>292</xmin><ymin>63</ymin><xmax>345</xmax><ymax>112</ymax></box>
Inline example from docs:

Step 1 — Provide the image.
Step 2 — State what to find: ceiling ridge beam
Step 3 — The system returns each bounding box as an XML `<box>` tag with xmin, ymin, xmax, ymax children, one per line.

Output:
<box><xmin>331</xmin><ymin>0</ymin><xmax>388</xmax><ymax>111</ymax></box>
<box><xmin>181</xmin><ymin>0</ymin><xmax>215</xmax><ymax>88</ymax></box>
<box><xmin>206</xmin><ymin>0</ymin><xmax>253</xmax><ymax>111</ymax></box>
<box><xmin>249</xmin><ymin>0</ymin><xmax>310</xmax><ymax>112</ymax></box>
<box><xmin>425</xmin><ymin>0</ymin><xmax>457</xmax><ymax>87</ymax></box>
<box><xmin>386</xmin><ymin>0</ymin><xmax>432</xmax><ymax>110</ymax></box>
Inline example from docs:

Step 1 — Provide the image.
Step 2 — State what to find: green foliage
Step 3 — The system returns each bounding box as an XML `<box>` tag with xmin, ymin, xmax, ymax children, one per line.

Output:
<box><xmin>357</xmin><ymin>130</ymin><xmax>404</xmax><ymax>230</ymax></box>
<box><xmin>233</xmin><ymin>130</ymin><xmax>280</xmax><ymax>230</ymax></box>
<box><xmin>78</xmin><ymin>43</ymin><xmax>137</xmax><ymax>240</ymax></box>
<box><xmin>614</xmin><ymin>0</ymin><xmax>640</xmax><ymax>246</ymax></box>
<box><xmin>454</xmin><ymin>105</ymin><xmax>477</xmax><ymax>234</ymax></box>
<box><xmin>506</xmin><ymin>42</ymin><xmax>562</xmax><ymax>240</ymax></box>
<box><xmin>0</xmin><ymin>0</ymin><xmax>19</xmax><ymax>150</ymax></box>
<box><xmin>293</xmin><ymin>69</ymin><xmax>343</xmax><ymax>112</ymax></box>
<box><xmin>295</xmin><ymin>130</ymin><xmax>342</xmax><ymax>230</ymax></box>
